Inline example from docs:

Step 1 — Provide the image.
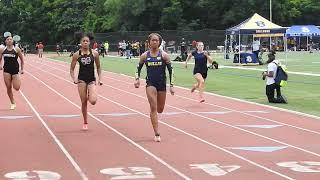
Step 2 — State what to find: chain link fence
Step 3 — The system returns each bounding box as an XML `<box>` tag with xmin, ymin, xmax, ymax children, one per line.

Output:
<box><xmin>22</xmin><ymin>30</ymin><xmax>226</xmax><ymax>54</ymax></box>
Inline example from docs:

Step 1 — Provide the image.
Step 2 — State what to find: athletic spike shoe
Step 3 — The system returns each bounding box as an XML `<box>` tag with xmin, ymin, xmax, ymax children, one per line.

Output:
<box><xmin>154</xmin><ymin>134</ymin><xmax>161</xmax><ymax>142</ymax></box>
<box><xmin>10</xmin><ymin>103</ymin><xmax>16</xmax><ymax>110</ymax></box>
<box><xmin>191</xmin><ymin>85</ymin><xmax>197</xmax><ymax>93</ymax></box>
<box><xmin>82</xmin><ymin>124</ymin><xmax>88</xmax><ymax>131</ymax></box>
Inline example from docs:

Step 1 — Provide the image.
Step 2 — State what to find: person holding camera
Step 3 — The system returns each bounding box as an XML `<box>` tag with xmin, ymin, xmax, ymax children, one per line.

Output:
<box><xmin>262</xmin><ymin>52</ymin><xmax>287</xmax><ymax>104</ymax></box>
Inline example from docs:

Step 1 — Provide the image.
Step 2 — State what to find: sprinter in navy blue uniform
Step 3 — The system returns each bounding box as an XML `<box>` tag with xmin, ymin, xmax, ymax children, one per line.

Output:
<box><xmin>185</xmin><ymin>41</ymin><xmax>213</xmax><ymax>103</ymax></box>
<box><xmin>134</xmin><ymin>33</ymin><xmax>174</xmax><ymax>142</ymax></box>
<box><xmin>70</xmin><ymin>33</ymin><xmax>102</xmax><ymax>130</ymax></box>
<box><xmin>0</xmin><ymin>35</ymin><xmax>24</xmax><ymax>110</ymax></box>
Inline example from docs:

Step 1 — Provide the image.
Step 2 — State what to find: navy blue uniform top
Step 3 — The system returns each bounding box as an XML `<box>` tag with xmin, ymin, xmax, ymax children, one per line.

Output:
<box><xmin>77</xmin><ymin>49</ymin><xmax>95</xmax><ymax>83</ymax></box>
<box><xmin>145</xmin><ymin>51</ymin><xmax>166</xmax><ymax>84</ymax></box>
<box><xmin>2</xmin><ymin>47</ymin><xmax>19</xmax><ymax>73</ymax></box>
<box><xmin>192</xmin><ymin>51</ymin><xmax>208</xmax><ymax>73</ymax></box>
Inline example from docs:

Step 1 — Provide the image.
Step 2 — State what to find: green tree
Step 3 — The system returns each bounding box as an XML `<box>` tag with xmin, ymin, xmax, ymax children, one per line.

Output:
<box><xmin>1</xmin><ymin>0</ymin><xmax>319</xmax><ymax>44</ymax></box>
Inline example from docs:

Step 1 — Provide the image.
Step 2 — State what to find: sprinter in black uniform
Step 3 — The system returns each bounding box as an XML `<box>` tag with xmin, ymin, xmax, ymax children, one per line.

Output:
<box><xmin>134</xmin><ymin>33</ymin><xmax>175</xmax><ymax>142</ymax></box>
<box><xmin>0</xmin><ymin>35</ymin><xmax>24</xmax><ymax>110</ymax></box>
<box><xmin>70</xmin><ymin>33</ymin><xmax>102</xmax><ymax>130</ymax></box>
<box><xmin>185</xmin><ymin>41</ymin><xmax>213</xmax><ymax>103</ymax></box>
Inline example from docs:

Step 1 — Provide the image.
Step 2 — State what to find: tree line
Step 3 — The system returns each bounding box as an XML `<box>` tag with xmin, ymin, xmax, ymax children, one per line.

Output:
<box><xmin>1</xmin><ymin>0</ymin><xmax>319</xmax><ymax>44</ymax></box>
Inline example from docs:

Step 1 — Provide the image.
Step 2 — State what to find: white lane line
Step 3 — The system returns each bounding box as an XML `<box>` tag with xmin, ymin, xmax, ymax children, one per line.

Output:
<box><xmin>28</xmin><ymin>60</ymin><xmax>294</xmax><ymax>180</ymax></box>
<box><xmin>24</xmin><ymin>70</ymin><xmax>191</xmax><ymax>180</ymax></box>
<box><xmin>19</xmin><ymin>90</ymin><xmax>88</xmax><ymax>180</ymax></box>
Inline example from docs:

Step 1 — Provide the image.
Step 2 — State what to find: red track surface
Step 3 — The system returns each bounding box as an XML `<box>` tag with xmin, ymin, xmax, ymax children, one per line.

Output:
<box><xmin>1</xmin><ymin>54</ymin><xmax>320</xmax><ymax>180</ymax></box>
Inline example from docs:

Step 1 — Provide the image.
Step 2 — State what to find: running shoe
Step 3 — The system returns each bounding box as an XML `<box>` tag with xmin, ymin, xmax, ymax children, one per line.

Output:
<box><xmin>10</xmin><ymin>103</ymin><xmax>16</xmax><ymax>110</ymax></box>
<box><xmin>154</xmin><ymin>134</ymin><xmax>161</xmax><ymax>142</ymax></box>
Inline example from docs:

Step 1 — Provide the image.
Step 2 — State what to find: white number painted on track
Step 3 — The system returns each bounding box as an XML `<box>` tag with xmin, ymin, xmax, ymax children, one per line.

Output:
<box><xmin>277</xmin><ymin>161</ymin><xmax>320</xmax><ymax>173</ymax></box>
<box><xmin>190</xmin><ymin>163</ymin><xmax>240</xmax><ymax>176</ymax></box>
<box><xmin>100</xmin><ymin>167</ymin><xmax>155</xmax><ymax>179</ymax></box>
<box><xmin>4</xmin><ymin>170</ymin><xmax>61</xmax><ymax>179</ymax></box>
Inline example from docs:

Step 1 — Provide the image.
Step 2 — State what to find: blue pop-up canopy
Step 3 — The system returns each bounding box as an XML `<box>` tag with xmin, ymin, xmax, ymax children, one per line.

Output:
<box><xmin>285</xmin><ymin>25</ymin><xmax>320</xmax><ymax>52</ymax></box>
<box><xmin>286</xmin><ymin>25</ymin><xmax>320</xmax><ymax>37</ymax></box>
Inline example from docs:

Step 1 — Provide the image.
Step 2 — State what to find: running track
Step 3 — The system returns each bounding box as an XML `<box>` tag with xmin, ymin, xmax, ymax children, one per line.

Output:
<box><xmin>1</xmin><ymin>55</ymin><xmax>320</xmax><ymax>179</ymax></box>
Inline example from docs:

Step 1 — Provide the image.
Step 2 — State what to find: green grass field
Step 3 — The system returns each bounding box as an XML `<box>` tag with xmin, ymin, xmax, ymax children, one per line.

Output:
<box><xmin>51</xmin><ymin>52</ymin><xmax>320</xmax><ymax>117</ymax></box>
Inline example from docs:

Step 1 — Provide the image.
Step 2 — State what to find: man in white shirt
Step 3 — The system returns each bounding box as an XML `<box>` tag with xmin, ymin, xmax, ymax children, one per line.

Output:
<box><xmin>159</xmin><ymin>40</ymin><xmax>166</xmax><ymax>51</ymax></box>
<box><xmin>252</xmin><ymin>38</ymin><xmax>260</xmax><ymax>60</ymax></box>
<box><xmin>262</xmin><ymin>52</ymin><xmax>287</xmax><ymax>103</ymax></box>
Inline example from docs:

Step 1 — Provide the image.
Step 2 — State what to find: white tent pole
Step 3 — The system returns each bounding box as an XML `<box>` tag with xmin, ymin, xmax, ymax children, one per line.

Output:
<box><xmin>253</xmin><ymin>34</ymin><xmax>255</xmax><ymax>49</ymax></box>
<box><xmin>224</xmin><ymin>34</ymin><xmax>227</xmax><ymax>60</ymax></box>
<box><xmin>270</xmin><ymin>0</ymin><xmax>272</xmax><ymax>22</ymax></box>
<box><xmin>285</xmin><ymin>35</ymin><xmax>287</xmax><ymax>65</ymax></box>
<box><xmin>307</xmin><ymin>36</ymin><xmax>309</xmax><ymax>51</ymax></box>
<box><xmin>239</xmin><ymin>33</ymin><xmax>241</xmax><ymax>65</ymax></box>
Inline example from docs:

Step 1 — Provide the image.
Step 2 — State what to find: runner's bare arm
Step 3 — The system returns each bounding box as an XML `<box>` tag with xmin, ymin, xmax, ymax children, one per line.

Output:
<box><xmin>70</xmin><ymin>51</ymin><xmax>79</xmax><ymax>83</ymax></box>
<box><xmin>16</xmin><ymin>47</ymin><xmax>24</xmax><ymax>73</ymax></box>
<box><xmin>94</xmin><ymin>50</ymin><xmax>102</xmax><ymax>85</ymax></box>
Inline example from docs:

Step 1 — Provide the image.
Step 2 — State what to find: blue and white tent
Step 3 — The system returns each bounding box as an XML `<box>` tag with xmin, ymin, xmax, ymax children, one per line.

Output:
<box><xmin>286</xmin><ymin>25</ymin><xmax>320</xmax><ymax>37</ymax></box>
<box><xmin>226</xmin><ymin>13</ymin><xmax>286</xmax><ymax>35</ymax></box>
<box><xmin>285</xmin><ymin>25</ymin><xmax>320</xmax><ymax>52</ymax></box>
<box><xmin>224</xmin><ymin>13</ymin><xmax>286</xmax><ymax>64</ymax></box>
